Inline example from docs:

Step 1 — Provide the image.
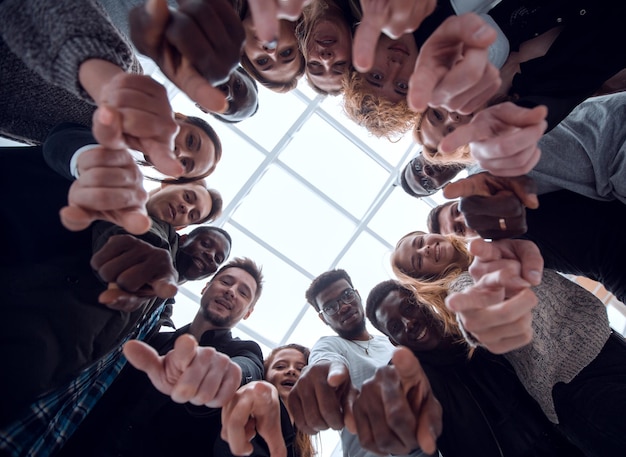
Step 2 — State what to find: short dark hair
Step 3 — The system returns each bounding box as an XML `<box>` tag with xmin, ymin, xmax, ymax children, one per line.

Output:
<box><xmin>427</xmin><ymin>201</ymin><xmax>455</xmax><ymax>234</ymax></box>
<box><xmin>198</xmin><ymin>188</ymin><xmax>223</xmax><ymax>225</ymax></box>
<box><xmin>365</xmin><ymin>280</ymin><xmax>407</xmax><ymax>335</ymax></box>
<box><xmin>186</xmin><ymin>226</ymin><xmax>232</xmax><ymax>250</ymax></box>
<box><xmin>211</xmin><ymin>67</ymin><xmax>260</xmax><ymax>124</ymax></box>
<box><xmin>399</xmin><ymin>164</ymin><xmax>419</xmax><ymax>198</ymax></box>
<box><xmin>305</xmin><ymin>269</ymin><xmax>353</xmax><ymax>311</ymax></box>
<box><xmin>212</xmin><ymin>257</ymin><xmax>264</xmax><ymax>306</ymax></box>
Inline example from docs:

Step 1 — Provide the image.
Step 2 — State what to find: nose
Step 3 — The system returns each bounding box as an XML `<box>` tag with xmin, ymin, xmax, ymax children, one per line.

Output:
<box><xmin>320</xmin><ymin>48</ymin><xmax>333</xmax><ymax>61</ymax></box>
<box><xmin>447</xmin><ymin>111</ymin><xmax>462</xmax><ymax>123</ymax></box>
<box><xmin>286</xmin><ymin>365</ymin><xmax>296</xmax><ymax>376</ymax></box>
<box><xmin>178</xmin><ymin>202</ymin><xmax>189</xmax><ymax>214</ymax></box>
<box><xmin>402</xmin><ymin>316</ymin><xmax>414</xmax><ymax>331</ymax></box>
<box><xmin>417</xmin><ymin>245</ymin><xmax>431</xmax><ymax>257</ymax></box>
<box><xmin>262</xmin><ymin>44</ymin><xmax>276</xmax><ymax>54</ymax></box>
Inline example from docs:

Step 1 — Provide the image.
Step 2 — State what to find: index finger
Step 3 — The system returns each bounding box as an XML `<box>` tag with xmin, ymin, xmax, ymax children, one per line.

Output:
<box><xmin>247</xmin><ymin>0</ymin><xmax>280</xmax><ymax>45</ymax></box>
<box><xmin>352</xmin><ymin>14</ymin><xmax>385</xmax><ymax>72</ymax></box>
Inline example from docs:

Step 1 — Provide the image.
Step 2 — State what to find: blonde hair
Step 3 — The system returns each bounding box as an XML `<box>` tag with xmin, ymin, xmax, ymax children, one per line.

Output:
<box><xmin>413</xmin><ymin>111</ymin><xmax>472</xmax><ymax>166</ymax></box>
<box><xmin>391</xmin><ymin>230</ymin><xmax>474</xmax><ymax>347</ymax></box>
<box><xmin>342</xmin><ymin>70</ymin><xmax>416</xmax><ymax>140</ymax></box>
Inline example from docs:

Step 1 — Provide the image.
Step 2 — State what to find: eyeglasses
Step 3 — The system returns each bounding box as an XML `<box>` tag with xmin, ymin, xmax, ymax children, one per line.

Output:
<box><xmin>318</xmin><ymin>288</ymin><xmax>357</xmax><ymax>316</ymax></box>
<box><xmin>410</xmin><ymin>158</ymin><xmax>435</xmax><ymax>193</ymax></box>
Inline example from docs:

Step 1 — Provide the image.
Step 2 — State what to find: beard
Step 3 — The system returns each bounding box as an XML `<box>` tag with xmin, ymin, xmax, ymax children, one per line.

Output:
<box><xmin>201</xmin><ymin>306</ymin><xmax>233</xmax><ymax>328</ymax></box>
<box><xmin>335</xmin><ymin>318</ymin><xmax>367</xmax><ymax>340</ymax></box>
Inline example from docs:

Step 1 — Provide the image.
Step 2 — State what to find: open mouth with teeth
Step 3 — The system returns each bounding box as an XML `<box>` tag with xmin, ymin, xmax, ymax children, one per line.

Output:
<box><xmin>193</xmin><ymin>257</ymin><xmax>207</xmax><ymax>272</ymax></box>
<box><xmin>280</xmin><ymin>380</ymin><xmax>296</xmax><ymax>388</ymax></box>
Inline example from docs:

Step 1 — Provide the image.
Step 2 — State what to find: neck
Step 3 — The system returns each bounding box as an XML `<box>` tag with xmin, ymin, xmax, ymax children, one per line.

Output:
<box><xmin>351</xmin><ymin>331</ymin><xmax>372</xmax><ymax>342</ymax></box>
<box><xmin>189</xmin><ymin>312</ymin><xmax>222</xmax><ymax>340</ymax></box>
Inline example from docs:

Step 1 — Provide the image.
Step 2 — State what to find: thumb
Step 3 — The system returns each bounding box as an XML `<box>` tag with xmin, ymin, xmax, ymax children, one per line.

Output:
<box><xmin>176</xmin><ymin>68</ymin><xmax>229</xmax><ymax>114</ymax></box>
<box><xmin>115</xmin><ymin>209</ymin><xmax>153</xmax><ymax>235</ymax></box>
<box><xmin>124</xmin><ymin>339</ymin><xmax>163</xmax><ymax>374</ymax></box>
<box><xmin>327</xmin><ymin>361</ymin><xmax>350</xmax><ymax>389</ymax></box>
<box><xmin>151</xmin><ymin>276</ymin><xmax>179</xmax><ymax>299</ymax></box>
<box><xmin>442</xmin><ymin>178</ymin><xmax>478</xmax><ymax>199</ymax></box>
<box><xmin>59</xmin><ymin>205</ymin><xmax>96</xmax><ymax>231</ymax></box>
<box><xmin>391</xmin><ymin>347</ymin><xmax>425</xmax><ymax>394</ymax></box>
<box><xmin>134</xmin><ymin>0</ymin><xmax>171</xmax><ymax>49</ymax></box>
<box><xmin>352</xmin><ymin>17</ymin><xmax>384</xmax><ymax>72</ymax></box>
<box><xmin>167</xmin><ymin>334</ymin><xmax>199</xmax><ymax>375</ymax></box>
<box><xmin>392</xmin><ymin>347</ymin><xmax>440</xmax><ymax>455</ymax></box>
<box><xmin>92</xmin><ymin>106</ymin><xmax>127</xmax><ymax>150</ymax></box>
<box><xmin>467</xmin><ymin>237</ymin><xmax>501</xmax><ymax>261</ymax></box>
<box><xmin>140</xmin><ymin>137</ymin><xmax>183</xmax><ymax>178</ymax></box>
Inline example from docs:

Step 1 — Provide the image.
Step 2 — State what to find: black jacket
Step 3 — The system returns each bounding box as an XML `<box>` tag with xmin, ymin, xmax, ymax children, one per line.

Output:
<box><xmin>60</xmin><ymin>324</ymin><xmax>264</xmax><ymax>457</ymax></box>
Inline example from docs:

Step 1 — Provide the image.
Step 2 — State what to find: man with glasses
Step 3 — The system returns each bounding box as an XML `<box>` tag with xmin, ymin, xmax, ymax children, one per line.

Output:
<box><xmin>400</xmin><ymin>153</ymin><xmax>465</xmax><ymax>198</ymax></box>
<box><xmin>289</xmin><ymin>269</ymin><xmax>428</xmax><ymax>457</ymax></box>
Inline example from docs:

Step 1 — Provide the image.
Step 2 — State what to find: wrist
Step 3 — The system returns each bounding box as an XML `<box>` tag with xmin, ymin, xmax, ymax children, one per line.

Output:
<box><xmin>78</xmin><ymin>59</ymin><xmax>124</xmax><ymax>105</ymax></box>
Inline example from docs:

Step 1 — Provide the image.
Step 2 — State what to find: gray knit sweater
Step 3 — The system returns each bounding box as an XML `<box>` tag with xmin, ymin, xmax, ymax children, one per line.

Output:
<box><xmin>451</xmin><ymin>270</ymin><xmax>611</xmax><ymax>423</ymax></box>
<box><xmin>0</xmin><ymin>0</ymin><xmax>140</xmax><ymax>144</ymax></box>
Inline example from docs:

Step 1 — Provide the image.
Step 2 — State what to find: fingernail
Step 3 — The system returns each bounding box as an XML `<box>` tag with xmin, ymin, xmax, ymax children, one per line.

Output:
<box><xmin>97</xmin><ymin>107</ymin><xmax>113</xmax><ymax>125</ymax></box>
<box><xmin>264</xmin><ymin>38</ymin><xmax>278</xmax><ymax>50</ymax></box>
<box><xmin>473</xmin><ymin>24</ymin><xmax>490</xmax><ymax>39</ymax></box>
<box><xmin>528</xmin><ymin>270</ymin><xmax>541</xmax><ymax>285</ymax></box>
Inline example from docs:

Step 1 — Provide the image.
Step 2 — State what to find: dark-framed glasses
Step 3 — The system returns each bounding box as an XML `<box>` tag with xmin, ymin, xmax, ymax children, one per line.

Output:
<box><xmin>318</xmin><ymin>288</ymin><xmax>357</xmax><ymax>316</ymax></box>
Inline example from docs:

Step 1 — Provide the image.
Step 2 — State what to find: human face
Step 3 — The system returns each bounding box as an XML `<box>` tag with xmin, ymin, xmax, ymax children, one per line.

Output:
<box><xmin>174</xmin><ymin>120</ymin><xmax>217</xmax><ymax>178</ymax></box>
<box><xmin>375</xmin><ymin>288</ymin><xmax>444</xmax><ymax>352</ymax></box>
<box><xmin>265</xmin><ymin>348</ymin><xmax>306</xmax><ymax>404</ymax></box>
<box><xmin>419</xmin><ymin>107</ymin><xmax>473</xmax><ymax>154</ymax></box>
<box><xmin>200</xmin><ymin>267</ymin><xmax>257</xmax><ymax>328</ymax></box>
<box><xmin>146</xmin><ymin>183</ymin><xmax>213</xmax><ymax>228</ymax></box>
<box><xmin>404</xmin><ymin>154</ymin><xmax>464</xmax><ymax>196</ymax></box>
<box><xmin>394</xmin><ymin>232</ymin><xmax>464</xmax><ymax>279</ymax></box>
<box><xmin>305</xmin><ymin>11</ymin><xmax>352</xmax><ymax>94</ymax></box>
<box><xmin>216</xmin><ymin>69</ymin><xmax>258</xmax><ymax>122</ymax></box>
<box><xmin>243</xmin><ymin>18</ymin><xmax>302</xmax><ymax>83</ymax></box>
<box><xmin>364</xmin><ymin>33</ymin><xmax>418</xmax><ymax>103</ymax></box>
<box><xmin>438</xmin><ymin>202</ymin><xmax>478</xmax><ymax>238</ymax></box>
<box><xmin>177</xmin><ymin>231</ymin><xmax>231</xmax><ymax>281</ymax></box>
<box><xmin>316</xmin><ymin>279</ymin><xmax>366</xmax><ymax>340</ymax></box>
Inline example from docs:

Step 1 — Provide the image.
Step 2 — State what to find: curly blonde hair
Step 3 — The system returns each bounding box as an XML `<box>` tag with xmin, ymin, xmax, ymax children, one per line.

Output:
<box><xmin>342</xmin><ymin>70</ymin><xmax>416</xmax><ymax>140</ymax></box>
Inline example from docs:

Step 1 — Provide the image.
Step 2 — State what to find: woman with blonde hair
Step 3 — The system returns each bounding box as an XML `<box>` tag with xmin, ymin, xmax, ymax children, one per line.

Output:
<box><xmin>389</xmin><ymin>231</ymin><xmax>626</xmax><ymax>456</ymax></box>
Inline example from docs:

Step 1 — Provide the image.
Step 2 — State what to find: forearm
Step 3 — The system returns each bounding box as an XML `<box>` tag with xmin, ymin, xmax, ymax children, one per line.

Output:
<box><xmin>0</xmin><ymin>0</ymin><xmax>136</xmax><ymax>101</ymax></box>
<box><xmin>78</xmin><ymin>58</ymin><xmax>125</xmax><ymax>105</ymax></box>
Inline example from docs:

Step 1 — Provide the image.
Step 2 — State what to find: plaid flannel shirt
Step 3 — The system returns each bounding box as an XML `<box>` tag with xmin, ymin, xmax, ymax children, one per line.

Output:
<box><xmin>0</xmin><ymin>302</ymin><xmax>166</xmax><ymax>457</ymax></box>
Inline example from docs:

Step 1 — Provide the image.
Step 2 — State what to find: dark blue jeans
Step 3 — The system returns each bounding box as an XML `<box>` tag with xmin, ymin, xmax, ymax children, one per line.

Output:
<box><xmin>553</xmin><ymin>331</ymin><xmax>626</xmax><ymax>457</ymax></box>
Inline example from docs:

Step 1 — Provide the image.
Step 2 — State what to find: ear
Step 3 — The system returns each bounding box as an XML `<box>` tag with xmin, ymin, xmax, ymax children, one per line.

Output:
<box><xmin>243</xmin><ymin>305</ymin><xmax>255</xmax><ymax>320</ymax></box>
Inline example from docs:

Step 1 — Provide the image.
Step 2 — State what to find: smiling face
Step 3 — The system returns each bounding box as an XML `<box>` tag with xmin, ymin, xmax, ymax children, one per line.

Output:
<box><xmin>265</xmin><ymin>348</ymin><xmax>307</xmax><ymax>404</ymax></box>
<box><xmin>305</xmin><ymin>9</ymin><xmax>352</xmax><ymax>94</ymax></box>
<box><xmin>242</xmin><ymin>18</ymin><xmax>302</xmax><ymax>83</ymax></box>
<box><xmin>438</xmin><ymin>201</ymin><xmax>478</xmax><ymax>238</ymax></box>
<box><xmin>418</xmin><ymin>107</ymin><xmax>473</xmax><ymax>155</ymax></box>
<box><xmin>363</xmin><ymin>33</ymin><xmax>418</xmax><ymax>104</ymax></box>
<box><xmin>199</xmin><ymin>267</ymin><xmax>257</xmax><ymax>329</ymax></box>
<box><xmin>403</xmin><ymin>154</ymin><xmax>464</xmax><ymax>197</ymax></box>
<box><xmin>393</xmin><ymin>232</ymin><xmax>464</xmax><ymax>279</ymax></box>
<box><xmin>316</xmin><ymin>279</ymin><xmax>366</xmax><ymax>340</ymax></box>
<box><xmin>177</xmin><ymin>230</ymin><xmax>231</xmax><ymax>281</ymax></box>
<box><xmin>375</xmin><ymin>288</ymin><xmax>444</xmax><ymax>352</ymax></box>
<box><xmin>174</xmin><ymin>120</ymin><xmax>218</xmax><ymax>178</ymax></box>
<box><xmin>146</xmin><ymin>183</ymin><xmax>213</xmax><ymax>229</ymax></box>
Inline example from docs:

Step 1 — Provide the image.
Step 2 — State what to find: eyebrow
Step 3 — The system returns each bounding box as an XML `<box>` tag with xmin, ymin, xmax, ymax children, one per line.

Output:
<box><xmin>365</xmin><ymin>78</ymin><xmax>382</xmax><ymax>88</ymax></box>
